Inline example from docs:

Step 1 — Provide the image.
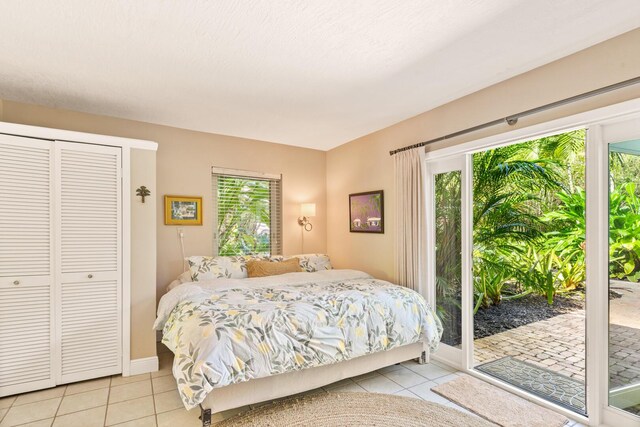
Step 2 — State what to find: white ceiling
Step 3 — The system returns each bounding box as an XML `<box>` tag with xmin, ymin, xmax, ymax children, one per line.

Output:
<box><xmin>0</xmin><ymin>1</ymin><xmax>639</xmax><ymax>150</ymax></box>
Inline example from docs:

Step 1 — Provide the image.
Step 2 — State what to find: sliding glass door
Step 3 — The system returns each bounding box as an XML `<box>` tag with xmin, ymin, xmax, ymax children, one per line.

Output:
<box><xmin>424</xmin><ymin>105</ymin><xmax>640</xmax><ymax>426</ymax></box>
<box><xmin>598</xmin><ymin>117</ymin><xmax>640</xmax><ymax>426</ymax></box>
<box><xmin>608</xmin><ymin>140</ymin><xmax>640</xmax><ymax>417</ymax></box>
<box><xmin>426</xmin><ymin>155</ymin><xmax>472</xmax><ymax>368</ymax></box>
<box><xmin>471</xmin><ymin>130</ymin><xmax>587</xmax><ymax>416</ymax></box>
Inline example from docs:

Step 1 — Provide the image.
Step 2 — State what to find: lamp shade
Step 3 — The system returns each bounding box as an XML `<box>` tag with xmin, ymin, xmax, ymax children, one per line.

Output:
<box><xmin>301</xmin><ymin>203</ymin><xmax>316</xmax><ymax>217</ymax></box>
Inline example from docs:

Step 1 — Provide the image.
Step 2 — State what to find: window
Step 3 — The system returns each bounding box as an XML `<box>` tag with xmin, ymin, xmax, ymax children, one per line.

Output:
<box><xmin>212</xmin><ymin>167</ymin><xmax>282</xmax><ymax>256</ymax></box>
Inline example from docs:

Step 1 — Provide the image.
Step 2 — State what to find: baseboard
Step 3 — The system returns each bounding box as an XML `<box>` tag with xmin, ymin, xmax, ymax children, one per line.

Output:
<box><xmin>129</xmin><ymin>356</ymin><xmax>159</xmax><ymax>376</ymax></box>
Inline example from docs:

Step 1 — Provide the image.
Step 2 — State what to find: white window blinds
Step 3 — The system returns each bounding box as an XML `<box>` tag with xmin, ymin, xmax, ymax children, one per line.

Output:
<box><xmin>212</xmin><ymin>168</ymin><xmax>282</xmax><ymax>256</ymax></box>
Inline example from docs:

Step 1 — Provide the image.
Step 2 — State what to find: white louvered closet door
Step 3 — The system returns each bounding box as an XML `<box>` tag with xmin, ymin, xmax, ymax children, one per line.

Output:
<box><xmin>0</xmin><ymin>135</ymin><xmax>55</xmax><ymax>396</ymax></box>
<box><xmin>55</xmin><ymin>141</ymin><xmax>122</xmax><ymax>383</ymax></box>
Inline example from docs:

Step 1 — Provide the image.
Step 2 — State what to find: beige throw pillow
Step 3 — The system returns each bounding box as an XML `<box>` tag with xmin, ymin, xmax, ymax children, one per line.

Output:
<box><xmin>246</xmin><ymin>257</ymin><xmax>302</xmax><ymax>278</ymax></box>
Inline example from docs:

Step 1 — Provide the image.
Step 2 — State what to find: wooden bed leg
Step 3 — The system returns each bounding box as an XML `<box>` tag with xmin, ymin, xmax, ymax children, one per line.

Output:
<box><xmin>418</xmin><ymin>351</ymin><xmax>427</xmax><ymax>365</ymax></box>
<box><xmin>200</xmin><ymin>406</ymin><xmax>211</xmax><ymax>427</ymax></box>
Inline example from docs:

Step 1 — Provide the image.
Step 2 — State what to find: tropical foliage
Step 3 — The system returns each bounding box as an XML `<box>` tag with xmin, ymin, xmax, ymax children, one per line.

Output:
<box><xmin>607</xmin><ymin>182</ymin><xmax>640</xmax><ymax>281</ymax></box>
<box><xmin>217</xmin><ymin>176</ymin><xmax>272</xmax><ymax>256</ymax></box>
<box><xmin>434</xmin><ymin>171</ymin><xmax>462</xmax><ymax>345</ymax></box>
<box><xmin>435</xmin><ymin>128</ymin><xmax>640</xmax><ymax>319</ymax></box>
<box><xmin>472</xmin><ymin>137</ymin><xmax>564</xmax><ymax>309</ymax></box>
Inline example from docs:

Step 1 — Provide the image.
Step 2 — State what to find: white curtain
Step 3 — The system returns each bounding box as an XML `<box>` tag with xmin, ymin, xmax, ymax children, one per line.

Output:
<box><xmin>394</xmin><ymin>148</ymin><xmax>426</xmax><ymax>291</ymax></box>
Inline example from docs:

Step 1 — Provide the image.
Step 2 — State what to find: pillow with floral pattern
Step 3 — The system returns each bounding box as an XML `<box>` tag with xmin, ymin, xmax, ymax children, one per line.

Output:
<box><xmin>186</xmin><ymin>255</ymin><xmax>285</xmax><ymax>281</ymax></box>
<box><xmin>286</xmin><ymin>254</ymin><xmax>332</xmax><ymax>272</ymax></box>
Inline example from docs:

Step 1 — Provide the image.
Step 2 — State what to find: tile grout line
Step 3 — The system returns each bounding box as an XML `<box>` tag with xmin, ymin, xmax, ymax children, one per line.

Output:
<box><xmin>374</xmin><ymin>371</ymin><xmax>406</xmax><ymax>391</ymax></box>
<box><xmin>150</xmin><ymin>372</ymin><xmax>159</xmax><ymax>427</ymax></box>
<box><xmin>50</xmin><ymin>386</ymin><xmax>114</xmax><ymax>421</ymax></box>
<box><xmin>49</xmin><ymin>386</ymin><xmax>66</xmax><ymax>426</ymax></box>
<box><xmin>40</xmin><ymin>383</ymin><xmax>113</xmax><ymax>422</ymax></box>
<box><xmin>378</xmin><ymin>367</ymin><xmax>431</xmax><ymax>389</ymax></box>
<box><xmin>102</xmin><ymin>376</ymin><xmax>111</xmax><ymax>427</ymax></box>
<box><xmin>4</xmin><ymin>359</ymin><xmax>459</xmax><ymax>426</ymax></box>
<box><xmin>106</xmin><ymin>378</ymin><xmax>155</xmax><ymax>427</ymax></box>
<box><xmin>381</xmin><ymin>365</ymin><xmax>449</xmax><ymax>384</ymax></box>
<box><xmin>0</xmin><ymin>400</ymin><xmax>9</xmax><ymax>425</ymax></box>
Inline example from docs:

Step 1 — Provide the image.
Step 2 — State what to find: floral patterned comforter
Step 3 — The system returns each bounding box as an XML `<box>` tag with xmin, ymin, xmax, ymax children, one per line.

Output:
<box><xmin>153</xmin><ymin>270</ymin><xmax>442</xmax><ymax>409</ymax></box>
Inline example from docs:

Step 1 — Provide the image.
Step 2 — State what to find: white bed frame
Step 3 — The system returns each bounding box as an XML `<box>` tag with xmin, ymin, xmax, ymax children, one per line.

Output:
<box><xmin>199</xmin><ymin>342</ymin><xmax>427</xmax><ymax>426</ymax></box>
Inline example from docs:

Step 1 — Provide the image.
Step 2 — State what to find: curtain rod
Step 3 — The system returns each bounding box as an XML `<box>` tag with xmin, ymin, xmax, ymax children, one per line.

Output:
<box><xmin>389</xmin><ymin>75</ymin><xmax>640</xmax><ymax>156</ymax></box>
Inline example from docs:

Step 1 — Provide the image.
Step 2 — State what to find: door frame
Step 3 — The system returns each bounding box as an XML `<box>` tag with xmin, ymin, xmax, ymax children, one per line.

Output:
<box><xmin>591</xmin><ymin>117</ymin><xmax>640</xmax><ymax>427</ymax></box>
<box><xmin>423</xmin><ymin>97</ymin><xmax>640</xmax><ymax>426</ymax></box>
<box><xmin>425</xmin><ymin>155</ymin><xmax>473</xmax><ymax>369</ymax></box>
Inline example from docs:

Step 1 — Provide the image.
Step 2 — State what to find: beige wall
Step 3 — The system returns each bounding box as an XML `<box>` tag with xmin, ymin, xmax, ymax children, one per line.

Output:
<box><xmin>3</xmin><ymin>27</ymin><xmax>640</xmax><ymax>361</ymax></box>
<box><xmin>0</xmin><ymin>102</ymin><xmax>327</xmax><ymax>359</ymax></box>
<box><xmin>130</xmin><ymin>149</ymin><xmax>157</xmax><ymax>359</ymax></box>
<box><xmin>327</xmin><ymin>28</ymin><xmax>640</xmax><ymax>282</ymax></box>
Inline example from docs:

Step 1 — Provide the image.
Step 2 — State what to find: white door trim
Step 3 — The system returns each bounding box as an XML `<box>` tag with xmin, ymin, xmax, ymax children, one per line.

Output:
<box><xmin>121</xmin><ymin>146</ymin><xmax>131</xmax><ymax>376</ymax></box>
<box><xmin>585</xmin><ymin>123</ymin><xmax>607</xmax><ymax>425</ymax></box>
<box><xmin>594</xmin><ymin>115</ymin><xmax>640</xmax><ymax>427</ymax></box>
<box><xmin>0</xmin><ymin>121</ymin><xmax>157</xmax><ymax>151</ymax></box>
<box><xmin>425</xmin><ymin>155</ymin><xmax>470</xmax><ymax>369</ymax></box>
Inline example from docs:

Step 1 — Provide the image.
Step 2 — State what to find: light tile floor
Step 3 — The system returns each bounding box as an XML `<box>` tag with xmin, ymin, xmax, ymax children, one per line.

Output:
<box><xmin>0</xmin><ymin>344</ymin><xmax>583</xmax><ymax>427</ymax></box>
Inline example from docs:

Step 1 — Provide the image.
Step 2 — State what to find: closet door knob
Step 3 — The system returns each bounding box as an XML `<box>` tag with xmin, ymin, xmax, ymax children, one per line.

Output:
<box><xmin>87</xmin><ymin>274</ymin><xmax>93</xmax><ymax>279</ymax></box>
<box><xmin>13</xmin><ymin>280</ymin><xmax>19</xmax><ymax>285</ymax></box>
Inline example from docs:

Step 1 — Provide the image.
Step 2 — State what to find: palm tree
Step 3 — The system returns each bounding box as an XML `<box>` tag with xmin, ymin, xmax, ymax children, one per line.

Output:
<box><xmin>471</xmin><ymin>141</ymin><xmax>562</xmax><ymax>307</ymax></box>
<box><xmin>534</xmin><ymin>130</ymin><xmax>585</xmax><ymax>193</ymax></box>
<box><xmin>434</xmin><ymin>171</ymin><xmax>463</xmax><ymax>345</ymax></box>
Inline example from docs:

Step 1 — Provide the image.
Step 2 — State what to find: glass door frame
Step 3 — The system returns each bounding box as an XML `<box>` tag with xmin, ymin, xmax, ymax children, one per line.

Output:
<box><xmin>424</xmin><ymin>154</ymin><xmax>473</xmax><ymax>370</ymax></box>
<box><xmin>422</xmin><ymin>98</ymin><xmax>640</xmax><ymax>427</ymax></box>
<box><xmin>589</xmin><ymin>116</ymin><xmax>640</xmax><ymax>427</ymax></box>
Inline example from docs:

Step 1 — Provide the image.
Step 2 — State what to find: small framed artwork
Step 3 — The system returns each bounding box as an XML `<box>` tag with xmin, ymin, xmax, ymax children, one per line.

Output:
<box><xmin>164</xmin><ymin>195</ymin><xmax>203</xmax><ymax>225</ymax></box>
<box><xmin>349</xmin><ymin>190</ymin><xmax>384</xmax><ymax>233</ymax></box>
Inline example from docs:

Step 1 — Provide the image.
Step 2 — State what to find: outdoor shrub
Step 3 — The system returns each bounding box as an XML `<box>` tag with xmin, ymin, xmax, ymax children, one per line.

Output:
<box><xmin>542</xmin><ymin>183</ymin><xmax>640</xmax><ymax>283</ymax></box>
<box><xmin>542</xmin><ymin>189</ymin><xmax>586</xmax><ymax>291</ymax></box>
<box><xmin>471</xmin><ymin>140</ymin><xmax>562</xmax><ymax>308</ymax></box>
<box><xmin>447</xmin><ymin>129</ymin><xmax>640</xmax><ymax>310</ymax></box>
<box><xmin>469</xmin><ymin>130</ymin><xmax>587</xmax><ymax>308</ymax></box>
<box><xmin>609</xmin><ymin>182</ymin><xmax>640</xmax><ymax>281</ymax></box>
<box><xmin>521</xmin><ymin>249</ymin><xmax>565</xmax><ymax>304</ymax></box>
<box><xmin>473</xmin><ymin>262</ymin><xmax>508</xmax><ymax>313</ymax></box>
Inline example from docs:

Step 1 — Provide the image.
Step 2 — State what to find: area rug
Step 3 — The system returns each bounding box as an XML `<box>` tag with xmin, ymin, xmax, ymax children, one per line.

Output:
<box><xmin>432</xmin><ymin>374</ymin><xmax>570</xmax><ymax>427</ymax></box>
<box><xmin>476</xmin><ymin>356</ymin><xmax>586</xmax><ymax>415</ymax></box>
<box><xmin>217</xmin><ymin>391</ymin><xmax>495</xmax><ymax>426</ymax></box>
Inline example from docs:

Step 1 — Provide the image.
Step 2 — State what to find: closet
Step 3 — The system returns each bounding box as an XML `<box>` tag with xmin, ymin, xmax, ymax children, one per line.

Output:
<box><xmin>0</xmin><ymin>134</ymin><xmax>122</xmax><ymax>396</ymax></box>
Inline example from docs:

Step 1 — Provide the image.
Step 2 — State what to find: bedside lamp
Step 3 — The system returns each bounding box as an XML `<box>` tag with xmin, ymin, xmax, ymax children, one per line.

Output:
<box><xmin>298</xmin><ymin>203</ymin><xmax>316</xmax><ymax>232</ymax></box>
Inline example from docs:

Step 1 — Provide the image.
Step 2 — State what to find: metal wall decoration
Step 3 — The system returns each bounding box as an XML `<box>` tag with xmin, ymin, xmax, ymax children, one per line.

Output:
<box><xmin>136</xmin><ymin>186</ymin><xmax>151</xmax><ymax>203</ymax></box>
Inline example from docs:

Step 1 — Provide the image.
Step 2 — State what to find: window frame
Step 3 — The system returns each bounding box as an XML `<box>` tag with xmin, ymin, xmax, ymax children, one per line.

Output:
<box><xmin>211</xmin><ymin>167</ymin><xmax>282</xmax><ymax>257</ymax></box>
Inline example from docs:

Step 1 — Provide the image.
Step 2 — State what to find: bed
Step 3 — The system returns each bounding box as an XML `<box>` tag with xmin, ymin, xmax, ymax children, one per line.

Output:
<box><xmin>153</xmin><ymin>255</ymin><xmax>442</xmax><ymax>426</ymax></box>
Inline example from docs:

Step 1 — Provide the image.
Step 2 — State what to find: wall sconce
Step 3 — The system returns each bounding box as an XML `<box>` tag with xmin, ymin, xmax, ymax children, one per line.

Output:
<box><xmin>298</xmin><ymin>203</ymin><xmax>316</xmax><ymax>232</ymax></box>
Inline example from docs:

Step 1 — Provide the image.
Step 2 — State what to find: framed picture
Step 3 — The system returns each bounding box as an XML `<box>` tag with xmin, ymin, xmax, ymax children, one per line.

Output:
<box><xmin>164</xmin><ymin>195</ymin><xmax>203</xmax><ymax>225</ymax></box>
<box><xmin>349</xmin><ymin>190</ymin><xmax>384</xmax><ymax>233</ymax></box>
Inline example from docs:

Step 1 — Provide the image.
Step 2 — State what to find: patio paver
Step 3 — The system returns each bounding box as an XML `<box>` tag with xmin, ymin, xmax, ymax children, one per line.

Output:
<box><xmin>474</xmin><ymin>286</ymin><xmax>640</xmax><ymax>389</ymax></box>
